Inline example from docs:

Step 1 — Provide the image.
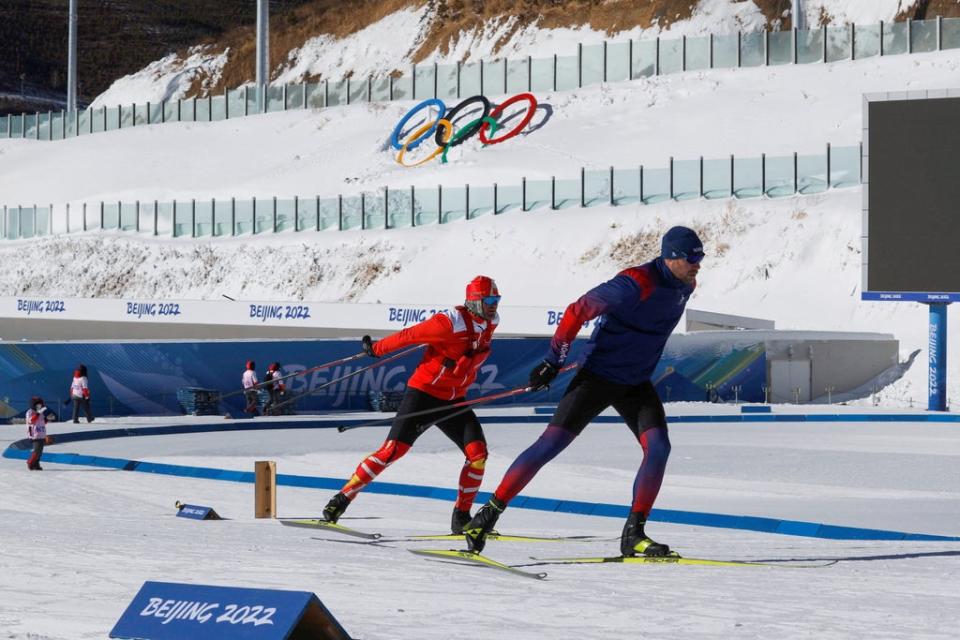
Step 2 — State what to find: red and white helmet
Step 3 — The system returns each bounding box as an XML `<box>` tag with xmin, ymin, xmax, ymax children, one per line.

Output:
<box><xmin>464</xmin><ymin>276</ymin><xmax>500</xmax><ymax>319</ymax></box>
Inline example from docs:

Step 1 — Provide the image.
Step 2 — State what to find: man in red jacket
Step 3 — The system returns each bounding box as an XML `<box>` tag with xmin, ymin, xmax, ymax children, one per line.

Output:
<box><xmin>321</xmin><ymin>276</ymin><xmax>501</xmax><ymax>533</ymax></box>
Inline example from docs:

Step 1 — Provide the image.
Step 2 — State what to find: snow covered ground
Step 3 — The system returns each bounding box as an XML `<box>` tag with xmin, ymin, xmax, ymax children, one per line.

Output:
<box><xmin>2</xmin><ymin>408</ymin><xmax>958</xmax><ymax>639</ymax></box>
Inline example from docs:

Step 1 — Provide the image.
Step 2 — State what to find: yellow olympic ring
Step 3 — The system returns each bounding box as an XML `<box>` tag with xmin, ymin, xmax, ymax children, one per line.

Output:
<box><xmin>397</xmin><ymin>119</ymin><xmax>453</xmax><ymax>167</ymax></box>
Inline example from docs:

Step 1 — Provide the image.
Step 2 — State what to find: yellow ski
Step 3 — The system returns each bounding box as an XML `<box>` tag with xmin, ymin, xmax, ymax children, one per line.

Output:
<box><xmin>410</xmin><ymin>549</ymin><xmax>548</xmax><ymax>580</ymax></box>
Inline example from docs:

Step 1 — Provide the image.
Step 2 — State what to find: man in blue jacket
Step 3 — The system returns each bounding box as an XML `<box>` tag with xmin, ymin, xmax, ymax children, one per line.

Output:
<box><xmin>464</xmin><ymin>226</ymin><xmax>704</xmax><ymax>557</ymax></box>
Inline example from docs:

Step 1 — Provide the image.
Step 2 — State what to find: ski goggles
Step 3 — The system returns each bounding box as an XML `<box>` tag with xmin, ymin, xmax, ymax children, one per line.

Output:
<box><xmin>482</xmin><ymin>295</ymin><xmax>501</xmax><ymax>305</ymax></box>
<box><xmin>684</xmin><ymin>253</ymin><xmax>705</xmax><ymax>265</ymax></box>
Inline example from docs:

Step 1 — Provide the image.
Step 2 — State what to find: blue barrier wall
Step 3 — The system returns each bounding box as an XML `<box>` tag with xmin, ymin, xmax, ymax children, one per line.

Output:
<box><xmin>0</xmin><ymin>337</ymin><xmax>766</xmax><ymax>417</ymax></box>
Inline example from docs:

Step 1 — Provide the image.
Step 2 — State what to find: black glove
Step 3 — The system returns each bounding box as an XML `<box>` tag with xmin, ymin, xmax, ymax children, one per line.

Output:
<box><xmin>362</xmin><ymin>335</ymin><xmax>379</xmax><ymax>358</ymax></box>
<box><xmin>528</xmin><ymin>360</ymin><xmax>560</xmax><ymax>390</ymax></box>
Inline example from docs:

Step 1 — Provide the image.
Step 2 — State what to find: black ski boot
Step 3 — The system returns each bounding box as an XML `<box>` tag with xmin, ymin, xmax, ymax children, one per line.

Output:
<box><xmin>463</xmin><ymin>497</ymin><xmax>505</xmax><ymax>553</ymax></box>
<box><xmin>620</xmin><ymin>511</ymin><xmax>671</xmax><ymax>557</ymax></box>
<box><xmin>322</xmin><ymin>492</ymin><xmax>350</xmax><ymax>523</ymax></box>
<box><xmin>451</xmin><ymin>508</ymin><xmax>472</xmax><ymax>534</ymax></box>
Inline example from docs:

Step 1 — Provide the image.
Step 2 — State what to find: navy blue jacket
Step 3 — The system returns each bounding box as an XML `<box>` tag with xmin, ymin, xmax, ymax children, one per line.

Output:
<box><xmin>546</xmin><ymin>258</ymin><xmax>694</xmax><ymax>385</ymax></box>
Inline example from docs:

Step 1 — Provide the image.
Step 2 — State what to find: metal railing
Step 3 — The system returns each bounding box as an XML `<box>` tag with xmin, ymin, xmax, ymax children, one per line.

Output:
<box><xmin>1</xmin><ymin>17</ymin><xmax>956</xmax><ymax>141</ymax></box>
<box><xmin>2</xmin><ymin>143</ymin><xmax>860</xmax><ymax>240</ymax></box>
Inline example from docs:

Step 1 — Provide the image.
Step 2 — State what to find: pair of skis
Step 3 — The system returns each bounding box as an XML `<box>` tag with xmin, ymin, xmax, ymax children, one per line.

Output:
<box><xmin>280</xmin><ymin>518</ymin><xmax>836</xmax><ymax>580</ymax></box>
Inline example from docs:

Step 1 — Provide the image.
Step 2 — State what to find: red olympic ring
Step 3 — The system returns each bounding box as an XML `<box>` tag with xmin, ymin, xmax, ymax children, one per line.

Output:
<box><xmin>479</xmin><ymin>93</ymin><xmax>538</xmax><ymax>145</ymax></box>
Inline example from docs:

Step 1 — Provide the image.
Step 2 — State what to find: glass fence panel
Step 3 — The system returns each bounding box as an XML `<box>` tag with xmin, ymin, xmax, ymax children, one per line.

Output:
<box><xmin>181</xmin><ymin>100</ymin><xmax>197</xmax><ymax>122</ymax></box>
<box><xmin>797</xmin><ymin>153</ymin><xmax>827</xmax><ymax>194</ymax></box>
<box><xmin>495</xmin><ymin>184</ymin><xmax>522</xmax><ymax>214</ymax></box>
<box><xmin>413</xmin><ymin>187</ymin><xmax>439</xmax><ymax>226</ymax></box>
<box><xmin>349</xmin><ymin>77</ymin><xmax>369</xmax><ymax>104</ymax></box>
<box><xmin>364</xmin><ymin>192</ymin><xmax>387</xmax><ymax>229</ymax></box>
<box><xmin>276</xmin><ymin>198</ymin><xmax>296</xmax><ymax>232</ymax></box>
<box><xmin>883</xmin><ymin>21</ymin><xmax>909</xmax><ymax>55</ymax></box>
<box><xmin>103</xmin><ymin>203</ymin><xmax>121</xmax><ymax>230</ymax></box>
<box><xmin>414</xmin><ymin>65</ymin><xmax>437</xmax><ymax>100</ymax></box>
<box><xmin>740</xmin><ymin>31</ymin><xmax>765</xmax><ymax>67</ymax></box>
<box><xmin>583</xmin><ymin>169</ymin><xmax>611</xmax><ymax>206</ymax></box>
<box><xmin>467</xmin><ymin>185</ymin><xmax>495</xmax><ymax>219</ymax></box>
<box><xmin>386</xmin><ymin>189</ymin><xmax>414</xmax><ymax>229</ymax></box>
<box><xmin>195</xmin><ymin>97</ymin><xmax>211</xmax><ymax>122</ymax></box>
<box><xmin>556</xmin><ymin>54</ymin><xmax>579</xmax><ymax>90</ymax></box>
<box><xmin>35</xmin><ymin>207</ymin><xmax>50</xmax><ymax>236</ymax></box>
<box><xmin>641</xmin><ymin>167</ymin><xmax>670</xmax><ymax>203</ymax></box>
<box><xmin>659</xmin><ymin>37</ymin><xmax>684</xmax><ymax>75</ymax></box>
<box><xmin>391</xmin><ymin>74</ymin><xmax>413</xmax><ymax>101</ymax></box>
<box><xmin>702</xmin><ymin>157</ymin><xmax>732</xmax><ymax>199</ymax></box>
<box><xmin>633</xmin><ymin>39</ymin><xmax>657</xmax><ymax>78</ymax></box>
<box><xmin>612</xmin><ymin>168</ymin><xmax>640</xmax><ymax>205</ymax></box>
<box><xmin>440</xmin><ymin>187</ymin><xmax>467</xmax><ymax>223</ymax></box>
<box><xmin>607</xmin><ymin>41</ymin><xmax>631</xmax><ymax>82</ymax></box>
<box><xmin>194</xmin><ymin>200</ymin><xmax>213</xmax><ymax>236</ymax></box>
<box><xmin>826</xmin><ymin>25</ymin><xmax>851</xmax><ymax>62</ymax></box>
<box><xmin>0</xmin><ymin>115</ymin><xmax>7</xmax><ymax>137</ymax></box>
<box><xmin>797</xmin><ymin>28</ymin><xmax>824</xmax><ymax>63</ymax></box>
<box><xmin>768</xmin><ymin>30</ymin><xmax>793</xmax><ymax>65</ymax></box>
<box><xmin>460</xmin><ymin>62</ymin><xmax>482</xmax><ymax>96</ymax></box>
<box><xmin>712</xmin><ymin>33</ymin><xmax>738</xmax><ymax>68</ymax></box>
<box><xmin>286</xmin><ymin>84</ymin><xmax>305</xmax><ymax>110</ymax></box>
<box><xmin>3</xmin><ymin>207</ymin><xmax>16</xmax><ymax>238</ymax></box>
<box><xmin>764</xmin><ymin>154</ymin><xmax>795</xmax><ymax>197</ymax></box>
<box><xmin>943</xmin><ymin>18</ymin><xmax>960</xmax><ymax>50</ymax></box>
<box><xmin>554</xmin><ymin>178</ymin><xmax>580</xmax><ymax>209</ymax></box>
<box><xmin>24</xmin><ymin>114</ymin><xmax>38</xmax><ymax>138</ymax></box>
<box><xmin>119</xmin><ymin>105</ymin><xmax>133</xmax><ymax>128</ymax></box>
<box><xmin>19</xmin><ymin>207</ymin><xmax>36</xmax><ymax>238</ymax></box>
<box><xmin>686</xmin><ymin>35</ymin><xmax>711</xmax><ymax>71</ymax></box>
<box><xmin>173</xmin><ymin>201</ymin><xmax>193</xmax><ymax>237</ymax></box>
<box><xmin>293</xmin><ymin>197</ymin><xmax>313</xmax><ymax>232</ymax></box>
<box><xmin>264</xmin><ymin>85</ymin><xmax>282</xmax><ymax>112</ymax></box>
<box><xmin>437</xmin><ymin>64</ymin><xmax>459</xmax><ymax>99</ymax></box>
<box><xmin>137</xmin><ymin>202</ymin><xmax>154</xmax><ymax>234</ymax></box>
<box><xmin>911</xmin><ymin>19</ymin><xmax>938</xmax><ymax>53</ymax></box>
<box><xmin>37</xmin><ymin>113</ymin><xmax>50</xmax><ymax>140</ymax></box>
<box><xmin>131</xmin><ymin>103</ymin><xmax>146</xmax><ymax>126</ymax></box>
<box><xmin>65</xmin><ymin>111</ymin><xmax>78</xmax><ymax>137</ymax></box>
<box><xmin>214</xmin><ymin>199</ymin><xmax>233</xmax><ymax>236</ymax></box>
<box><xmin>673</xmin><ymin>159</ymin><xmax>700</xmax><ymax>200</ymax></box>
<box><xmin>830</xmin><ymin>145</ymin><xmax>860</xmax><ymax>188</ymax></box>
<box><xmin>155</xmin><ymin>202</ymin><xmax>173</xmax><ymax>236</ymax></box>
<box><xmin>318</xmin><ymin>197</ymin><xmax>339</xmax><ymax>230</ymax></box>
<box><xmin>582</xmin><ymin>43</ymin><xmax>604</xmax><ymax>85</ymax></box>
<box><xmin>148</xmin><ymin>102</ymin><xmax>163</xmax><ymax>124</ymax></box>
<box><xmin>10</xmin><ymin>115</ymin><xmax>23</xmax><ymax>137</ymax></box>
<box><xmin>226</xmin><ymin>87</ymin><xmax>246</xmax><ymax>116</ymax></box>
<box><xmin>530</xmin><ymin>56</ymin><xmax>555</xmax><ymax>92</ymax></box>
<box><xmin>525</xmin><ymin>179</ymin><xmax>551</xmax><ymax>212</ymax></box>
<box><xmin>163</xmin><ymin>100</ymin><xmax>178</xmax><ymax>124</ymax></box>
<box><xmin>854</xmin><ymin>23</ymin><xmax>881</xmax><ymax>58</ymax></box>
<box><xmin>246</xmin><ymin>88</ymin><xmax>259</xmax><ymax>115</ymax></box>
<box><xmin>120</xmin><ymin>202</ymin><xmax>138</xmax><ymax>231</ymax></box>
<box><xmin>482</xmin><ymin>59</ymin><xmax>507</xmax><ymax>96</ymax></box>
<box><xmin>233</xmin><ymin>200</ymin><xmax>254</xmax><ymax>235</ymax></box>
<box><xmin>211</xmin><ymin>95</ymin><xmax>227</xmax><ymax>120</ymax></box>
<box><xmin>254</xmin><ymin>198</ymin><xmax>274</xmax><ymax>233</ymax></box>
<box><xmin>507</xmin><ymin>58</ymin><xmax>530</xmax><ymax>93</ymax></box>
<box><xmin>326</xmin><ymin>80</ymin><xmax>348</xmax><ymax>107</ymax></box>
<box><xmin>733</xmin><ymin>157</ymin><xmax>763</xmax><ymax>198</ymax></box>
<box><xmin>50</xmin><ymin>112</ymin><xmax>63</xmax><ymax>140</ymax></box>
<box><xmin>371</xmin><ymin>77</ymin><xmax>392</xmax><ymax>102</ymax></box>
<box><xmin>305</xmin><ymin>82</ymin><xmax>325</xmax><ymax>109</ymax></box>
<box><xmin>339</xmin><ymin>195</ymin><xmax>362</xmax><ymax>229</ymax></box>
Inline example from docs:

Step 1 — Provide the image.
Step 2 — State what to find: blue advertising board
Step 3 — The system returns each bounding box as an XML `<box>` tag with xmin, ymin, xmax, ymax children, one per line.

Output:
<box><xmin>0</xmin><ymin>337</ymin><xmax>767</xmax><ymax>418</ymax></box>
<box><xmin>110</xmin><ymin>581</ymin><xmax>351</xmax><ymax>640</ymax></box>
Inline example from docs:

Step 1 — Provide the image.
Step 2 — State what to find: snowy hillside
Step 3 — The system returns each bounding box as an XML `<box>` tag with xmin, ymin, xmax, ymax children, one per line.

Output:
<box><xmin>89</xmin><ymin>0</ymin><xmax>924</xmax><ymax>108</ymax></box>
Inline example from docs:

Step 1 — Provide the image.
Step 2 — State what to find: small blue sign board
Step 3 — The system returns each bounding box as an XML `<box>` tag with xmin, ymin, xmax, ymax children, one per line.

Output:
<box><xmin>741</xmin><ymin>405</ymin><xmax>772</xmax><ymax>413</ymax></box>
<box><xmin>110</xmin><ymin>581</ymin><xmax>351</xmax><ymax>639</ymax></box>
<box><xmin>176</xmin><ymin>503</ymin><xmax>221</xmax><ymax>520</ymax></box>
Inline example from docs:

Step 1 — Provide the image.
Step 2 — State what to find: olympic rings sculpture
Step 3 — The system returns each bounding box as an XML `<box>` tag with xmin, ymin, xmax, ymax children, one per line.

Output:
<box><xmin>390</xmin><ymin>93</ymin><xmax>539</xmax><ymax>167</ymax></box>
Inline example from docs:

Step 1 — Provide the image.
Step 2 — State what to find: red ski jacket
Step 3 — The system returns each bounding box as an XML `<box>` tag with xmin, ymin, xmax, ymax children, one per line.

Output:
<box><xmin>373</xmin><ymin>307</ymin><xmax>498</xmax><ymax>400</ymax></box>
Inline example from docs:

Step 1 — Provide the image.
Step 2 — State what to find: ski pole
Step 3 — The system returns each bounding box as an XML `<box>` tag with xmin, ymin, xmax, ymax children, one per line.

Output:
<box><xmin>268</xmin><ymin>344</ymin><xmax>426</xmax><ymax>413</ymax></box>
<box><xmin>336</xmin><ymin>363</ymin><xmax>579</xmax><ymax>432</ymax></box>
<box><xmin>221</xmin><ymin>351</ymin><xmax>369</xmax><ymax>401</ymax></box>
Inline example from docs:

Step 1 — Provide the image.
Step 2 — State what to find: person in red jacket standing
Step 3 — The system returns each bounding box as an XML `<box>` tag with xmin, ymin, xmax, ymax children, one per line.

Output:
<box><xmin>321</xmin><ymin>276</ymin><xmax>501</xmax><ymax>534</ymax></box>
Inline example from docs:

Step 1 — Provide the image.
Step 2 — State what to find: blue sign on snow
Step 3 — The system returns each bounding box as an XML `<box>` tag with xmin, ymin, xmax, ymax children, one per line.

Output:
<box><xmin>110</xmin><ymin>581</ymin><xmax>351</xmax><ymax>640</ymax></box>
<box><xmin>176</xmin><ymin>503</ymin><xmax>221</xmax><ymax>520</ymax></box>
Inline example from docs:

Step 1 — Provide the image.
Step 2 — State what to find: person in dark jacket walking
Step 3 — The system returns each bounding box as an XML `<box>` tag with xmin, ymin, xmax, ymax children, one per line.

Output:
<box><xmin>464</xmin><ymin>226</ymin><xmax>704</xmax><ymax>558</ymax></box>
